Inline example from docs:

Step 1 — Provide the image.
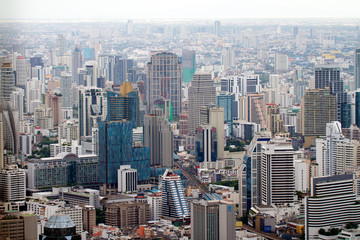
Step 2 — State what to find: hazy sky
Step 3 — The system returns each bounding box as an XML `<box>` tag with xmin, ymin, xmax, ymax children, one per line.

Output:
<box><xmin>1</xmin><ymin>0</ymin><xmax>359</xmax><ymax>20</ymax></box>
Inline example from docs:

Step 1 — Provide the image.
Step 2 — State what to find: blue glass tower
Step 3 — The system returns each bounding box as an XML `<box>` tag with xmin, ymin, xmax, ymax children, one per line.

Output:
<box><xmin>99</xmin><ymin>120</ymin><xmax>150</xmax><ymax>188</ymax></box>
<box><xmin>217</xmin><ymin>92</ymin><xmax>233</xmax><ymax>135</ymax></box>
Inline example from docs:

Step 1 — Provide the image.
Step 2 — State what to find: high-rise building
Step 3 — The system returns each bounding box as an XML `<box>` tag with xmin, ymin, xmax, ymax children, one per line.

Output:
<box><xmin>105</xmin><ymin>202</ymin><xmax>150</xmax><ymax>229</ymax></box>
<box><xmin>246</xmin><ymin>93</ymin><xmax>266</xmax><ymax>128</ymax></box>
<box><xmin>302</xmin><ymin>88</ymin><xmax>337</xmax><ymax>147</ymax></box>
<box><xmin>315</xmin><ymin>65</ymin><xmax>345</xmax><ymax>122</ymax></box>
<box><xmin>99</xmin><ymin>120</ymin><xmax>150</xmax><ymax>190</ymax></box>
<box><xmin>25</xmin><ymin>78</ymin><xmax>43</xmax><ymax>113</ymax></box>
<box><xmin>354</xmin><ymin>47</ymin><xmax>360</xmax><ymax>90</ymax></box>
<box><xmin>72</xmin><ymin>47</ymin><xmax>82</xmax><ymax>85</ymax></box>
<box><xmin>191</xmin><ymin>200</ymin><xmax>236</xmax><ymax>240</ymax></box>
<box><xmin>214</xmin><ymin>21</ymin><xmax>221</xmax><ymax>36</ymax></box>
<box><xmin>275</xmin><ymin>54</ymin><xmax>288</xmax><ymax>73</ymax></box>
<box><xmin>143</xmin><ymin>109</ymin><xmax>173</xmax><ymax>167</ymax></box>
<box><xmin>146</xmin><ymin>52</ymin><xmax>182</xmax><ymax>116</ymax></box>
<box><xmin>82</xmin><ymin>205</ymin><xmax>96</xmax><ymax>235</ymax></box>
<box><xmin>78</xmin><ymin>87</ymin><xmax>107</xmax><ymax>138</ymax></box>
<box><xmin>106</xmin><ymin>82</ymin><xmax>140</xmax><ymax>128</ymax></box>
<box><xmin>160</xmin><ymin>169</ymin><xmax>190</xmax><ymax>220</ymax></box>
<box><xmin>60</xmin><ymin>74</ymin><xmax>73</xmax><ymax>109</ymax></box>
<box><xmin>126</xmin><ymin>20</ymin><xmax>133</xmax><ymax>35</ymax></box>
<box><xmin>196</xmin><ymin>125</ymin><xmax>217</xmax><ymax>163</ymax></box>
<box><xmin>261</xmin><ymin>139</ymin><xmax>295</xmax><ymax>205</ymax></box>
<box><xmin>217</xmin><ymin>92</ymin><xmax>234</xmax><ymax>135</ymax></box>
<box><xmin>118</xmin><ymin>165</ymin><xmax>137</xmax><ymax>193</ymax></box>
<box><xmin>56</xmin><ymin>34</ymin><xmax>66</xmax><ymax>56</ymax></box>
<box><xmin>305</xmin><ymin>174</ymin><xmax>360</xmax><ymax>240</ymax></box>
<box><xmin>266</xmin><ymin>103</ymin><xmax>284</xmax><ymax>136</ymax></box>
<box><xmin>182</xmin><ymin>50</ymin><xmax>196</xmax><ymax>84</ymax></box>
<box><xmin>147</xmin><ymin>194</ymin><xmax>162</xmax><ymax>221</ymax></box>
<box><xmin>113</xmin><ymin>57</ymin><xmax>134</xmax><ymax>86</ymax></box>
<box><xmin>0</xmin><ymin>103</ymin><xmax>19</xmax><ymax>155</ymax></box>
<box><xmin>15</xmin><ymin>56</ymin><xmax>28</xmax><ymax>88</ymax></box>
<box><xmin>220</xmin><ymin>73</ymin><xmax>261</xmax><ymax>96</ymax></box>
<box><xmin>200</xmin><ymin>105</ymin><xmax>225</xmax><ymax>160</ymax></box>
<box><xmin>336</xmin><ymin>140</ymin><xmax>360</xmax><ymax>174</ymax></box>
<box><xmin>43</xmin><ymin>92</ymin><xmax>62</xmax><ymax>126</ymax></box>
<box><xmin>0</xmin><ymin>212</ymin><xmax>38</xmax><ymax>240</ymax></box>
<box><xmin>222</xmin><ymin>46</ymin><xmax>235</xmax><ymax>68</ymax></box>
<box><xmin>0</xmin><ymin>165</ymin><xmax>26</xmax><ymax>202</ymax></box>
<box><xmin>0</xmin><ymin>122</ymin><xmax>3</xmax><ymax>169</ymax></box>
<box><xmin>0</xmin><ymin>63</ymin><xmax>15</xmax><ymax>104</ymax></box>
<box><xmin>188</xmin><ymin>73</ymin><xmax>216</xmax><ymax>134</ymax></box>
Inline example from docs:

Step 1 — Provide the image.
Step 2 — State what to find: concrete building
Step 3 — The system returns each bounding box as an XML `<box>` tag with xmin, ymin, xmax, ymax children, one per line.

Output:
<box><xmin>62</xmin><ymin>189</ymin><xmax>100</xmax><ymax>208</ymax></box>
<box><xmin>196</xmin><ymin>125</ymin><xmax>218</xmax><ymax>163</ymax></box>
<box><xmin>188</xmin><ymin>73</ymin><xmax>216</xmax><ymax>134</ymax></box>
<box><xmin>15</xmin><ymin>56</ymin><xmax>28</xmax><ymax>88</ymax></box>
<box><xmin>275</xmin><ymin>54</ymin><xmax>288</xmax><ymax>73</ymax></box>
<box><xmin>302</xmin><ymin>88</ymin><xmax>337</xmax><ymax>148</ymax></box>
<box><xmin>34</xmin><ymin>105</ymin><xmax>54</xmax><ymax>129</ymax></box>
<box><xmin>143</xmin><ymin>108</ymin><xmax>173</xmax><ymax>167</ymax></box>
<box><xmin>305</xmin><ymin>174</ymin><xmax>360</xmax><ymax>240</ymax></box>
<box><xmin>246</xmin><ymin>93</ymin><xmax>266</xmax><ymax>129</ymax></box>
<box><xmin>43</xmin><ymin>92</ymin><xmax>62</xmax><ymax>126</ymax></box>
<box><xmin>336</xmin><ymin>140</ymin><xmax>360</xmax><ymax>174</ymax></box>
<box><xmin>105</xmin><ymin>202</ymin><xmax>150</xmax><ymax>229</ymax></box>
<box><xmin>266</xmin><ymin>103</ymin><xmax>284</xmax><ymax>136</ymax></box>
<box><xmin>60</xmin><ymin>74</ymin><xmax>73</xmax><ymax>109</ymax></box>
<box><xmin>261</xmin><ymin>139</ymin><xmax>295</xmax><ymax>205</ymax></box>
<box><xmin>146</xmin><ymin>52</ymin><xmax>182</xmax><ymax>116</ymax></box>
<box><xmin>0</xmin><ymin>212</ymin><xmax>38</xmax><ymax>240</ymax></box>
<box><xmin>118</xmin><ymin>165</ymin><xmax>137</xmax><ymax>193</ymax></box>
<box><xmin>191</xmin><ymin>200</ymin><xmax>236</xmax><ymax>240</ymax></box>
<box><xmin>82</xmin><ymin>205</ymin><xmax>96</xmax><ymax>235</ymax></box>
<box><xmin>0</xmin><ymin>63</ymin><xmax>15</xmax><ymax>104</ymax></box>
<box><xmin>220</xmin><ymin>73</ymin><xmax>261</xmax><ymax>96</ymax></box>
<box><xmin>0</xmin><ymin>165</ymin><xmax>26</xmax><ymax>202</ymax></box>
<box><xmin>147</xmin><ymin>194</ymin><xmax>162</xmax><ymax>221</ymax></box>
<box><xmin>25</xmin><ymin>78</ymin><xmax>43</xmax><ymax>113</ymax></box>
<box><xmin>355</xmin><ymin>47</ymin><xmax>360</xmax><ymax>90</ymax></box>
<box><xmin>294</xmin><ymin>160</ymin><xmax>309</xmax><ymax>192</ymax></box>
<box><xmin>55</xmin><ymin>206</ymin><xmax>83</xmax><ymax>234</ymax></box>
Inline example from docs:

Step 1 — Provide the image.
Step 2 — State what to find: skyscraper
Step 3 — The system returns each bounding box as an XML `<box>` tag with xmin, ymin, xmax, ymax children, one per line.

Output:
<box><xmin>261</xmin><ymin>139</ymin><xmax>295</xmax><ymax>205</ymax></box>
<box><xmin>15</xmin><ymin>56</ymin><xmax>28</xmax><ymax>88</ymax></box>
<box><xmin>196</xmin><ymin>125</ymin><xmax>217</xmax><ymax>163</ymax></box>
<box><xmin>99</xmin><ymin>120</ymin><xmax>150</xmax><ymax>190</ymax></box>
<box><xmin>0</xmin><ymin>165</ymin><xmax>26</xmax><ymax>202</ymax></box>
<box><xmin>275</xmin><ymin>54</ymin><xmax>289</xmax><ymax>73</ymax></box>
<box><xmin>113</xmin><ymin>57</ymin><xmax>134</xmax><ymax>86</ymax></box>
<box><xmin>266</xmin><ymin>103</ymin><xmax>284</xmax><ymax>136</ymax></box>
<box><xmin>191</xmin><ymin>200</ymin><xmax>236</xmax><ymax>240</ymax></box>
<box><xmin>0</xmin><ymin>63</ymin><xmax>15</xmax><ymax>104</ymax></box>
<box><xmin>354</xmin><ymin>47</ymin><xmax>360</xmax><ymax>90</ymax></box>
<box><xmin>246</xmin><ymin>93</ymin><xmax>266</xmax><ymax>128</ymax></box>
<box><xmin>301</xmin><ymin>88</ymin><xmax>337</xmax><ymax>148</ymax></box>
<box><xmin>143</xmin><ymin>109</ymin><xmax>173</xmax><ymax>168</ymax></box>
<box><xmin>182</xmin><ymin>50</ymin><xmax>196</xmax><ymax>84</ymax></box>
<box><xmin>214</xmin><ymin>21</ymin><xmax>221</xmax><ymax>36</ymax></box>
<box><xmin>146</xmin><ymin>52</ymin><xmax>182</xmax><ymax>116</ymax></box>
<box><xmin>60</xmin><ymin>75</ymin><xmax>73</xmax><ymax>108</ymax></box>
<box><xmin>0</xmin><ymin>103</ymin><xmax>19</xmax><ymax>155</ymax></box>
<box><xmin>160</xmin><ymin>169</ymin><xmax>190</xmax><ymax>220</ymax></box>
<box><xmin>217</xmin><ymin>92</ymin><xmax>233</xmax><ymax>135</ymax></box>
<box><xmin>188</xmin><ymin>73</ymin><xmax>216</xmax><ymax>134</ymax></box>
<box><xmin>72</xmin><ymin>47</ymin><xmax>82</xmax><ymax>85</ymax></box>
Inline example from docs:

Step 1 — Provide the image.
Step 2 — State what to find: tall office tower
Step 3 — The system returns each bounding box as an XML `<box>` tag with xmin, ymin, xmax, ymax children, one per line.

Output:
<box><xmin>44</xmin><ymin>92</ymin><xmax>62</xmax><ymax>126</ymax></box>
<box><xmin>217</xmin><ymin>92</ymin><xmax>233</xmax><ymax>136</ymax></box>
<box><xmin>315</xmin><ymin>65</ymin><xmax>346</xmax><ymax>122</ymax></box>
<box><xmin>25</xmin><ymin>78</ymin><xmax>43</xmax><ymax>113</ymax></box>
<box><xmin>266</xmin><ymin>103</ymin><xmax>284</xmax><ymax>136</ymax></box>
<box><xmin>107</xmin><ymin>82</ymin><xmax>140</xmax><ymax>127</ymax></box>
<box><xmin>0</xmin><ymin>103</ymin><xmax>19</xmax><ymax>155</ymax></box>
<box><xmin>99</xmin><ymin>120</ymin><xmax>150</xmax><ymax>190</ymax></box>
<box><xmin>196</xmin><ymin>125</ymin><xmax>217</xmax><ymax>163</ymax></box>
<box><xmin>82</xmin><ymin>61</ymin><xmax>98</xmax><ymax>87</ymax></box>
<box><xmin>200</xmin><ymin>105</ymin><xmax>225</xmax><ymax>160</ymax></box>
<box><xmin>355</xmin><ymin>47</ymin><xmax>360</xmax><ymax>90</ymax></box>
<box><xmin>191</xmin><ymin>200</ymin><xmax>236</xmax><ymax>240</ymax></box>
<box><xmin>118</xmin><ymin>165</ymin><xmax>137</xmax><ymax>193</ymax></box>
<box><xmin>126</xmin><ymin>19</ymin><xmax>133</xmax><ymax>35</ymax></box>
<box><xmin>143</xmin><ymin>109</ymin><xmax>173</xmax><ymax>167</ymax></box>
<box><xmin>301</xmin><ymin>88</ymin><xmax>337</xmax><ymax>148</ymax></box>
<box><xmin>182</xmin><ymin>50</ymin><xmax>196</xmax><ymax>84</ymax></box>
<box><xmin>293</xmin><ymin>67</ymin><xmax>307</xmax><ymax>103</ymax></box>
<box><xmin>221</xmin><ymin>73</ymin><xmax>261</xmax><ymax>96</ymax></box>
<box><xmin>15</xmin><ymin>56</ymin><xmax>28</xmax><ymax>88</ymax></box>
<box><xmin>72</xmin><ymin>47</ymin><xmax>82</xmax><ymax>85</ymax></box>
<box><xmin>56</xmin><ymin>34</ymin><xmax>66</xmax><ymax>56</ymax></box>
<box><xmin>83</xmin><ymin>47</ymin><xmax>95</xmax><ymax>64</ymax></box>
<box><xmin>336</xmin><ymin>140</ymin><xmax>360</xmax><ymax>174</ymax></box>
<box><xmin>222</xmin><ymin>46</ymin><xmax>235</xmax><ymax>69</ymax></box>
<box><xmin>246</xmin><ymin>93</ymin><xmax>266</xmax><ymax>128</ymax></box>
<box><xmin>188</xmin><ymin>73</ymin><xmax>216</xmax><ymax>134</ymax></box>
<box><xmin>0</xmin><ymin>63</ymin><xmax>15</xmax><ymax>104</ymax></box>
<box><xmin>60</xmin><ymin>75</ymin><xmax>73</xmax><ymax>108</ymax></box>
<box><xmin>316</xmin><ymin>121</ymin><xmax>349</xmax><ymax>176</ymax></box>
<box><xmin>214</xmin><ymin>21</ymin><xmax>221</xmax><ymax>36</ymax></box>
<box><xmin>10</xmin><ymin>87</ymin><xmax>24</xmax><ymax>122</ymax></box>
<box><xmin>146</xmin><ymin>52</ymin><xmax>182</xmax><ymax>116</ymax></box>
<box><xmin>274</xmin><ymin>54</ymin><xmax>289</xmax><ymax>73</ymax></box>
<box><xmin>78</xmin><ymin>87</ymin><xmax>107</xmax><ymax>138</ymax></box>
<box><xmin>113</xmin><ymin>57</ymin><xmax>134</xmax><ymax>86</ymax></box>
<box><xmin>178</xmin><ymin>114</ymin><xmax>189</xmax><ymax>135</ymax></box>
<box><xmin>0</xmin><ymin>122</ymin><xmax>3</xmax><ymax>169</ymax></box>
<box><xmin>0</xmin><ymin>165</ymin><xmax>26</xmax><ymax>201</ymax></box>
<box><xmin>160</xmin><ymin>169</ymin><xmax>190</xmax><ymax>220</ymax></box>
<box><xmin>305</xmin><ymin>174</ymin><xmax>360</xmax><ymax>240</ymax></box>
<box><xmin>261</xmin><ymin>139</ymin><xmax>295</xmax><ymax>205</ymax></box>
<box><xmin>293</xmin><ymin>26</ymin><xmax>299</xmax><ymax>38</ymax></box>
<box><xmin>105</xmin><ymin>202</ymin><xmax>150</xmax><ymax>229</ymax></box>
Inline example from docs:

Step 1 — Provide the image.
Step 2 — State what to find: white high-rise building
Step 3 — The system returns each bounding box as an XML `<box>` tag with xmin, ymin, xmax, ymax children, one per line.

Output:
<box><xmin>147</xmin><ymin>194</ymin><xmax>162</xmax><ymax>221</ymax></box>
<box><xmin>0</xmin><ymin>165</ymin><xmax>26</xmax><ymax>202</ymax></box>
<box><xmin>117</xmin><ymin>165</ymin><xmax>137</xmax><ymax>193</ymax></box>
<box><xmin>336</xmin><ymin>140</ymin><xmax>360</xmax><ymax>174</ymax></box>
<box><xmin>221</xmin><ymin>46</ymin><xmax>235</xmax><ymax>68</ymax></box>
<box><xmin>10</xmin><ymin>87</ymin><xmax>24</xmax><ymax>122</ymax></box>
<box><xmin>294</xmin><ymin>159</ymin><xmax>309</xmax><ymax>192</ymax></box>
<box><xmin>275</xmin><ymin>54</ymin><xmax>289</xmax><ymax>73</ymax></box>
<box><xmin>261</xmin><ymin>138</ymin><xmax>295</xmax><ymax>205</ymax></box>
<box><xmin>15</xmin><ymin>56</ymin><xmax>28</xmax><ymax>88</ymax></box>
<box><xmin>26</xmin><ymin>78</ymin><xmax>44</xmax><ymax>113</ymax></box>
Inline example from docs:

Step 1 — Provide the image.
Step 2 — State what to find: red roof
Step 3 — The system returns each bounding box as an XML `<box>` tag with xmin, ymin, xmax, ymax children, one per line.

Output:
<box><xmin>17</xmin><ymin>56</ymin><xmax>25</xmax><ymax>59</ymax></box>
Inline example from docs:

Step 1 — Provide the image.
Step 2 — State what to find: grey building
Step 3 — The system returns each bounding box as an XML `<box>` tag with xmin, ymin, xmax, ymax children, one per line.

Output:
<box><xmin>146</xmin><ymin>52</ymin><xmax>182</xmax><ymax>116</ymax></box>
<box><xmin>143</xmin><ymin>108</ymin><xmax>173</xmax><ymax>167</ymax></box>
<box><xmin>355</xmin><ymin>47</ymin><xmax>360</xmax><ymax>90</ymax></box>
<box><xmin>191</xmin><ymin>200</ymin><xmax>236</xmax><ymax>240</ymax></box>
<box><xmin>188</xmin><ymin>74</ymin><xmax>216</xmax><ymax>134</ymax></box>
<box><xmin>60</xmin><ymin>75</ymin><xmax>73</xmax><ymax>108</ymax></box>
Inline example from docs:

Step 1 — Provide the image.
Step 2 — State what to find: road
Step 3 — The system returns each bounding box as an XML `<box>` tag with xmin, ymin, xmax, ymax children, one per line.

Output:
<box><xmin>240</xmin><ymin>225</ymin><xmax>283</xmax><ymax>240</ymax></box>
